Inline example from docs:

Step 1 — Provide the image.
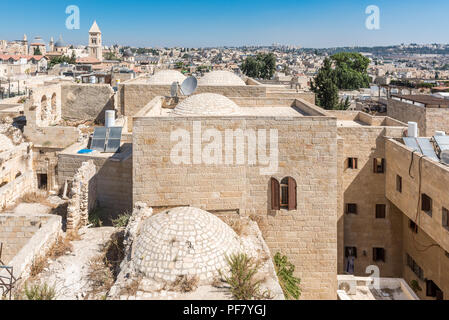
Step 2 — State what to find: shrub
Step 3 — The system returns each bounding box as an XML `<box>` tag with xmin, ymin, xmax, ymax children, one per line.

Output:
<box><xmin>23</xmin><ymin>283</ymin><xmax>56</xmax><ymax>300</ymax></box>
<box><xmin>221</xmin><ymin>253</ymin><xmax>271</xmax><ymax>300</ymax></box>
<box><xmin>170</xmin><ymin>275</ymin><xmax>199</xmax><ymax>293</ymax></box>
<box><xmin>274</xmin><ymin>252</ymin><xmax>301</xmax><ymax>300</ymax></box>
<box><xmin>111</xmin><ymin>212</ymin><xmax>131</xmax><ymax>228</ymax></box>
<box><xmin>89</xmin><ymin>208</ymin><xmax>105</xmax><ymax>227</ymax></box>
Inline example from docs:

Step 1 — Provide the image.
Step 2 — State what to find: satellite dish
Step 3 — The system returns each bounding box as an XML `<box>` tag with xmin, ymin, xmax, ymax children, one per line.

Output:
<box><xmin>170</xmin><ymin>81</ymin><xmax>179</xmax><ymax>98</ymax></box>
<box><xmin>180</xmin><ymin>76</ymin><xmax>198</xmax><ymax>96</ymax></box>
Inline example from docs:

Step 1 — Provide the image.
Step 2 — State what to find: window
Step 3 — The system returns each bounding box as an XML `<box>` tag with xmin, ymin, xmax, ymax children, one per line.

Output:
<box><xmin>373</xmin><ymin>158</ymin><xmax>385</xmax><ymax>173</ymax></box>
<box><xmin>375</xmin><ymin>204</ymin><xmax>386</xmax><ymax>219</ymax></box>
<box><xmin>347</xmin><ymin>158</ymin><xmax>358</xmax><ymax>169</ymax></box>
<box><xmin>421</xmin><ymin>194</ymin><xmax>432</xmax><ymax>216</ymax></box>
<box><xmin>345</xmin><ymin>247</ymin><xmax>357</xmax><ymax>258</ymax></box>
<box><xmin>443</xmin><ymin>207</ymin><xmax>449</xmax><ymax>231</ymax></box>
<box><xmin>406</xmin><ymin>254</ymin><xmax>424</xmax><ymax>281</ymax></box>
<box><xmin>346</xmin><ymin>203</ymin><xmax>358</xmax><ymax>215</ymax></box>
<box><xmin>409</xmin><ymin>220</ymin><xmax>419</xmax><ymax>234</ymax></box>
<box><xmin>373</xmin><ymin>248</ymin><xmax>385</xmax><ymax>262</ymax></box>
<box><xmin>396</xmin><ymin>175</ymin><xmax>402</xmax><ymax>193</ymax></box>
<box><xmin>270</xmin><ymin>177</ymin><xmax>297</xmax><ymax>211</ymax></box>
<box><xmin>37</xmin><ymin>174</ymin><xmax>47</xmax><ymax>190</ymax></box>
<box><xmin>426</xmin><ymin>280</ymin><xmax>443</xmax><ymax>300</ymax></box>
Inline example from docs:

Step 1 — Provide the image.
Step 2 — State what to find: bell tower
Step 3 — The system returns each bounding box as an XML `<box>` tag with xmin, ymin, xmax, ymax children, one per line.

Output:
<box><xmin>88</xmin><ymin>21</ymin><xmax>103</xmax><ymax>61</ymax></box>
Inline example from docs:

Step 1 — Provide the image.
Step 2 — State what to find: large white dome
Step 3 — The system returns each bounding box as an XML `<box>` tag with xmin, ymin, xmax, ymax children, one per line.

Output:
<box><xmin>132</xmin><ymin>207</ymin><xmax>241</xmax><ymax>282</ymax></box>
<box><xmin>198</xmin><ymin>70</ymin><xmax>246</xmax><ymax>86</ymax></box>
<box><xmin>172</xmin><ymin>93</ymin><xmax>241</xmax><ymax>116</ymax></box>
<box><xmin>148</xmin><ymin>70</ymin><xmax>186</xmax><ymax>85</ymax></box>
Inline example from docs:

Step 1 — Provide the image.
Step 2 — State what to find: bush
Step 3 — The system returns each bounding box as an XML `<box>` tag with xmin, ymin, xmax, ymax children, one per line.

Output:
<box><xmin>111</xmin><ymin>212</ymin><xmax>131</xmax><ymax>228</ymax></box>
<box><xmin>274</xmin><ymin>252</ymin><xmax>301</xmax><ymax>300</ymax></box>
<box><xmin>221</xmin><ymin>253</ymin><xmax>271</xmax><ymax>300</ymax></box>
<box><xmin>23</xmin><ymin>283</ymin><xmax>56</xmax><ymax>300</ymax></box>
<box><xmin>89</xmin><ymin>208</ymin><xmax>105</xmax><ymax>227</ymax></box>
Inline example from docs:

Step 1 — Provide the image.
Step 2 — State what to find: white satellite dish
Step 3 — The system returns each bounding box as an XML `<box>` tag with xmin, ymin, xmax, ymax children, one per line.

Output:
<box><xmin>180</xmin><ymin>76</ymin><xmax>198</xmax><ymax>96</ymax></box>
<box><xmin>170</xmin><ymin>81</ymin><xmax>179</xmax><ymax>98</ymax></box>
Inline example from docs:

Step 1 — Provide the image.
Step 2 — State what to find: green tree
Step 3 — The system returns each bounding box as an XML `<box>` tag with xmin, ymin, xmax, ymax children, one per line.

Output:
<box><xmin>240</xmin><ymin>53</ymin><xmax>276</xmax><ymax>80</ymax></box>
<box><xmin>311</xmin><ymin>58</ymin><xmax>339</xmax><ymax>109</ymax></box>
<box><xmin>33</xmin><ymin>47</ymin><xmax>42</xmax><ymax>55</ymax></box>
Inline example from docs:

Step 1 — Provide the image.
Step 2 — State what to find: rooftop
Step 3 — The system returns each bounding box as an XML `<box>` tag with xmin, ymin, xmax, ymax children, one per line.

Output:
<box><xmin>391</xmin><ymin>94</ymin><xmax>449</xmax><ymax>108</ymax></box>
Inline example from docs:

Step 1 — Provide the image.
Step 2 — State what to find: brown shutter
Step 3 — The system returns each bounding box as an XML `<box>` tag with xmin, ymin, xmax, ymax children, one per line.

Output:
<box><xmin>373</xmin><ymin>158</ymin><xmax>377</xmax><ymax>173</ymax></box>
<box><xmin>271</xmin><ymin>178</ymin><xmax>280</xmax><ymax>210</ymax></box>
<box><xmin>288</xmin><ymin>177</ymin><xmax>297</xmax><ymax>211</ymax></box>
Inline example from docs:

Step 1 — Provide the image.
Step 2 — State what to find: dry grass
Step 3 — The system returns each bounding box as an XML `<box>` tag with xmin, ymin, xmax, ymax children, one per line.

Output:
<box><xmin>119</xmin><ymin>278</ymin><xmax>141</xmax><ymax>296</ymax></box>
<box><xmin>219</xmin><ymin>216</ymin><xmax>251</xmax><ymax>237</ymax></box>
<box><xmin>169</xmin><ymin>275</ymin><xmax>199</xmax><ymax>293</ymax></box>
<box><xmin>29</xmin><ymin>235</ymin><xmax>74</xmax><ymax>279</ymax></box>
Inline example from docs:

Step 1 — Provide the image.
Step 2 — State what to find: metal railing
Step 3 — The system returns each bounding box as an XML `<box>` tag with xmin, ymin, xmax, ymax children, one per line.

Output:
<box><xmin>0</xmin><ymin>243</ymin><xmax>17</xmax><ymax>300</ymax></box>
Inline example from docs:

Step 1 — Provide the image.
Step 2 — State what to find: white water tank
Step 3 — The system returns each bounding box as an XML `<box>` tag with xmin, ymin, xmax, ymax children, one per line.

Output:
<box><xmin>105</xmin><ymin>110</ymin><xmax>116</xmax><ymax>128</ymax></box>
<box><xmin>408</xmin><ymin>122</ymin><xmax>418</xmax><ymax>138</ymax></box>
<box><xmin>435</xmin><ymin>131</ymin><xmax>446</xmax><ymax>136</ymax></box>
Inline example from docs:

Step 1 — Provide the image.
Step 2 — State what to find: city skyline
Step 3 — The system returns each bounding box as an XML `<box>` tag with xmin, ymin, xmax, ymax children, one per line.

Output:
<box><xmin>1</xmin><ymin>0</ymin><xmax>449</xmax><ymax>48</ymax></box>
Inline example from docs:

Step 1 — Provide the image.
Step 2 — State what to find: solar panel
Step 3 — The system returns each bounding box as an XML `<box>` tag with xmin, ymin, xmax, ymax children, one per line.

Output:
<box><xmin>108</xmin><ymin>127</ymin><xmax>123</xmax><ymax>140</ymax></box>
<box><xmin>416</xmin><ymin>138</ymin><xmax>439</xmax><ymax>161</ymax></box>
<box><xmin>403</xmin><ymin>137</ymin><xmax>421</xmax><ymax>153</ymax></box>
<box><xmin>91</xmin><ymin>138</ymin><xmax>106</xmax><ymax>152</ymax></box>
<box><xmin>434</xmin><ymin>136</ymin><xmax>449</xmax><ymax>152</ymax></box>
<box><xmin>93</xmin><ymin>127</ymin><xmax>107</xmax><ymax>139</ymax></box>
<box><xmin>105</xmin><ymin>139</ymin><xmax>121</xmax><ymax>153</ymax></box>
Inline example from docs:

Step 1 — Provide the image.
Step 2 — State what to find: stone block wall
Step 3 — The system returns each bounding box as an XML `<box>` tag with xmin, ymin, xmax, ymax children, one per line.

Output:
<box><xmin>67</xmin><ymin>161</ymin><xmax>97</xmax><ymax>231</ymax></box>
<box><xmin>133</xmin><ymin>115</ymin><xmax>338</xmax><ymax>300</ymax></box>
<box><xmin>0</xmin><ymin>215</ymin><xmax>51</xmax><ymax>264</ymax></box>
<box><xmin>61</xmin><ymin>84</ymin><xmax>115</xmax><ymax>123</ymax></box>
<box><xmin>58</xmin><ymin>154</ymin><xmax>132</xmax><ymax>217</ymax></box>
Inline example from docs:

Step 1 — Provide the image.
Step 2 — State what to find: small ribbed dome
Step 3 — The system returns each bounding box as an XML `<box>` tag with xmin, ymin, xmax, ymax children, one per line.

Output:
<box><xmin>132</xmin><ymin>207</ymin><xmax>241</xmax><ymax>282</ymax></box>
<box><xmin>148</xmin><ymin>70</ymin><xmax>186</xmax><ymax>85</ymax></box>
<box><xmin>198</xmin><ymin>70</ymin><xmax>246</xmax><ymax>86</ymax></box>
<box><xmin>173</xmin><ymin>93</ymin><xmax>240</xmax><ymax>116</ymax></box>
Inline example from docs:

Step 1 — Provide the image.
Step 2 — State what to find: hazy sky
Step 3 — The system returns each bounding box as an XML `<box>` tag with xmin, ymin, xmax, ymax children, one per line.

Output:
<box><xmin>1</xmin><ymin>0</ymin><xmax>448</xmax><ymax>48</ymax></box>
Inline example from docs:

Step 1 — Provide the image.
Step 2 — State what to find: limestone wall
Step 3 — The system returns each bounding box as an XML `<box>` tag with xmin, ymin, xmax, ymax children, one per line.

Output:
<box><xmin>385</xmin><ymin>139</ymin><xmax>449</xmax><ymax>253</ymax></box>
<box><xmin>58</xmin><ymin>154</ymin><xmax>132</xmax><ymax>217</ymax></box>
<box><xmin>61</xmin><ymin>84</ymin><xmax>115</xmax><ymax>123</ymax></box>
<box><xmin>0</xmin><ymin>214</ymin><xmax>61</xmax><ymax>283</ymax></box>
<box><xmin>338</xmin><ymin>126</ymin><xmax>405</xmax><ymax>277</ymax></box>
<box><xmin>132</xmin><ymin>115</ymin><xmax>338</xmax><ymax>300</ymax></box>
<box><xmin>387</xmin><ymin>99</ymin><xmax>426</xmax><ymax>135</ymax></box>
<box><xmin>66</xmin><ymin>161</ymin><xmax>97</xmax><ymax>231</ymax></box>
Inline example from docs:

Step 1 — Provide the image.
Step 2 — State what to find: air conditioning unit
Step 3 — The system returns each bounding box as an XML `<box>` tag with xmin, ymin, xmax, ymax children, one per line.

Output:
<box><xmin>441</xmin><ymin>150</ymin><xmax>449</xmax><ymax>165</ymax></box>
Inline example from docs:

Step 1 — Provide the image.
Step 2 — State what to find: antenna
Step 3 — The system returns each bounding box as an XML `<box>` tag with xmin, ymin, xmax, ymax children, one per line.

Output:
<box><xmin>180</xmin><ymin>76</ymin><xmax>198</xmax><ymax>96</ymax></box>
<box><xmin>170</xmin><ymin>81</ymin><xmax>179</xmax><ymax>98</ymax></box>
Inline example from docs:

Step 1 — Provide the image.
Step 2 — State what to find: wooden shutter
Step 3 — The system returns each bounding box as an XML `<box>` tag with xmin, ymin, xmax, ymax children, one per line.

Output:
<box><xmin>373</xmin><ymin>248</ymin><xmax>377</xmax><ymax>261</ymax></box>
<box><xmin>373</xmin><ymin>158</ymin><xmax>377</xmax><ymax>173</ymax></box>
<box><xmin>288</xmin><ymin>177</ymin><xmax>297</xmax><ymax>211</ymax></box>
<box><xmin>271</xmin><ymin>178</ymin><xmax>280</xmax><ymax>210</ymax></box>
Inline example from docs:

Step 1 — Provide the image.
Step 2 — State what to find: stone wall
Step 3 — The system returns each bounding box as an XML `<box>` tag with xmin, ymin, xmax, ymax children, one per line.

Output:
<box><xmin>58</xmin><ymin>154</ymin><xmax>132</xmax><ymax>218</ymax></box>
<box><xmin>61</xmin><ymin>84</ymin><xmax>115</xmax><ymax>123</ymax></box>
<box><xmin>337</xmin><ymin>126</ymin><xmax>406</xmax><ymax>277</ymax></box>
<box><xmin>0</xmin><ymin>214</ymin><xmax>61</xmax><ymax>284</ymax></box>
<box><xmin>66</xmin><ymin>161</ymin><xmax>97</xmax><ymax>231</ymax></box>
<box><xmin>133</xmin><ymin>115</ymin><xmax>338</xmax><ymax>300</ymax></box>
<box><xmin>385</xmin><ymin>139</ymin><xmax>449</xmax><ymax>253</ymax></box>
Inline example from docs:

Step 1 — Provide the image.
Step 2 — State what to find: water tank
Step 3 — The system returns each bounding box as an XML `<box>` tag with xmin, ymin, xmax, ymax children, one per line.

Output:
<box><xmin>441</xmin><ymin>150</ymin><xmax>449</xmax><ymax>165</ymax></box>
<box><xmin>435</xmin><ymin>131</ymin><xmax>446</xmax><ymax>136</ymax></box>
<box><xmin>408</xmin><ymin>122</ymin><xmax>418</xmax><ymax>138</ymax></box>
<box><xmin>105</xmin><ymin>110</ymin><xmax>115</xmax><ymax>128</ymax></box>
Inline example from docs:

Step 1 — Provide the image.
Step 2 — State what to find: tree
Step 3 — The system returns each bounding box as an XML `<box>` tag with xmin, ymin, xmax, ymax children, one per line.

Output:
<box><xmin>311</xmin><ymin>53</ymin><xmax>371</xmax><ymax>109</ymax></box>
<box><xmin>33</xmin><ymin>47</ymin><xmax>42</xmax><ymax>55</ymax></box>
<box><xmin>311</xmin><ymin>58</ymin><xmax>339</xmax><ymax>109</ymax></box>
<box><xmin>240</xmin><ymin>53</ymin><xmax>276</xmax><ymax>80</ymax></box>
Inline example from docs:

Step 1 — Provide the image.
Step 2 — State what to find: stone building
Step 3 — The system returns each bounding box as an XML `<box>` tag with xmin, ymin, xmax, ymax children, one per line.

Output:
<box><xmin>88</xmin><ymin>21</ymin><xmax>103</xmax><ymax>62</ymax></box>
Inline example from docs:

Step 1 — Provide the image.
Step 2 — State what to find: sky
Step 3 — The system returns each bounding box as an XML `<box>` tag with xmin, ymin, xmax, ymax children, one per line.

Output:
<box><xmin>0</xmin><ymin>0</ymin><xmax>448</xmax><ymax>48</ymax></box>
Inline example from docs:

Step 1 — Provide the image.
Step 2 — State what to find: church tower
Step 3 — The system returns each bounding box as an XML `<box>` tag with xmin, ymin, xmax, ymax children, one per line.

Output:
<box><xmin>23</xmin><ymin>34</ymin><xmax>28</xmax><ymax>55</ymax></box>
<box><xmin>88</xmin><ymin>21</ymin><xmax>103</xmax><ymax>61</ymax></box>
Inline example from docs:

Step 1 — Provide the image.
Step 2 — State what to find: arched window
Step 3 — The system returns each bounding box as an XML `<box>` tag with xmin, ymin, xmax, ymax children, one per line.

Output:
<box><xmin>270</xmin><ymin>177</ymin><xmax>297</xmax><ymax>211</ymax></box>
<box><xmin>41</xmin><ymin>95</ymin><xmax>48</xmax><ymax>121</ymax></box>
<box><xmin>51</xmin><ymin>93</ymin><xmax>57</xmax><ymax>117</ymax></box>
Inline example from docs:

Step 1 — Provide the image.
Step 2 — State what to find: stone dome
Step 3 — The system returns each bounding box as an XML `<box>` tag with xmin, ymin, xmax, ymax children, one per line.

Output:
<box><xmin>132</xmin><ymin>207</ymin><xmax>241</xmax><ymax>282</ymax></box>
<box><xmin>198</xmin><ymin>70</ymin><xmax>246</xmax><ymax>86</ymax></box>
<box><xmin>148</xmin><ymin>70</ymin><xmax>186</xmax><ymax>85</ymax></box>
<box><xmin>173</xmin><ymin>93</ymin><xmax>241</xmax><ymax>116</ymax></box>
<box><xmin>54</xmin><ymin>36</ymin><xmax>66</xmax><ymax>48</ymax></box>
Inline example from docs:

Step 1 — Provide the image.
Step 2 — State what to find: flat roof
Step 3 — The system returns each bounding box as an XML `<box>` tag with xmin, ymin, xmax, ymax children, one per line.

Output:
<box><xmin>391</xmin><ymin>94</ymin><xmax>449</xmax><ymax>108</ymax></box>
